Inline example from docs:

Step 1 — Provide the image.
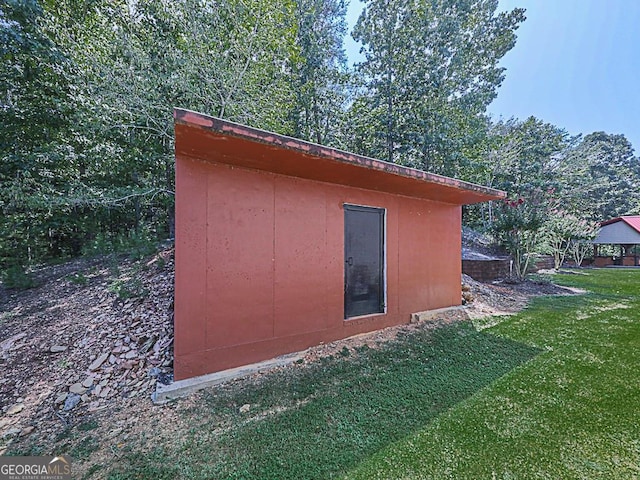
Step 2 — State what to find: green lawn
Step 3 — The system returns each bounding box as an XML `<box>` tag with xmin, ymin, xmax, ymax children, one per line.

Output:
<box><xmin>107</xmin><ymin>269</ymin><xmax>640</xmax><ymax>479</ymax></box>
<box><xmin>346</xmin><ymin>269</ymin><xmax>640</xmax><ymax>479</ymax></box>
<box><xmin>108</xmin><ymin>320</ymin><xmax>537</xmax><ymax>479</ymax></box>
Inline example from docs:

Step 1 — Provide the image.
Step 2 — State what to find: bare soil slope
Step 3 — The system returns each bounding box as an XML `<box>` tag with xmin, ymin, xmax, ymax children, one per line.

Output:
<box><xmin>0</xmin><ymin>248</ymin><xmax>174</xmax><ymax>453</ymax></box>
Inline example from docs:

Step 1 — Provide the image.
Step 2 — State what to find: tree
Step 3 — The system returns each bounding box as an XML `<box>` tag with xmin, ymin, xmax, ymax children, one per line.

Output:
<box><xmin>0</xmin><ymin>0</ymin><xmax>78</xmax><ymax>270</ymax></box>
<box><xmin>290</xmin><ymin>0</ymin><xmax>350</xmax><ymax>147</ymax></box>
<box><xmin>575</xmin><ymin>219</ymin><xmax>599</xmax><ymax>265</ymax></box>
<box><xmin>491</xmin><ymin>192</ymin><xmax>546</xmax><ymax>281</ymax></box>
<box><xmin>349</xmin><ymin>0</ymin><xmax>404</xmax><ymax>163</ymax></box>
<box><xmin>466</xmin><ymin>116</ymin><xmax>572</xmax><ymax>231</ymax></box>
<box><xmin>569</xmin><ymin>234</ymin><xmax>598</xmax><ymax>268</ymax></box>
<box><xmin>543</xmin><ymin>210</ymin><xmax>598</xmax><ymax>270</ymax></box>
<box><xmin>488</xmin><ymin>117</ymin><xmax>572</xmax><ymax>194</ymax></box>
<box><xmin>175</xmin><ymin>0</ymin><xmax>298</xmax><ymax>131</ymax></box>
<box><xmin>1</xmin><ymin>0</ymin><xmax>303</xmax><ymax>274</ymax></box>
<box><xmin>351</xmin><ymin>0</ymin><xmax>525</xmax><ymax>176</ymax></box>
<box><xmin>559</xmin><ymin>132</ymin><xmax>640</xmax><ymax>221</ymax></box>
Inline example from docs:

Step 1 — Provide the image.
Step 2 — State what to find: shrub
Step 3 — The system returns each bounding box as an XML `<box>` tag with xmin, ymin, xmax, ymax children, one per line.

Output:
<box><xmin>108</xmin><ymin>276</ymin><xmax>148</xmax><ymax>300</ymax></box>
<box><xmin>0</xmin><ymin>265</ymin><xmax>36</xmax><ymax>290</ymax></box>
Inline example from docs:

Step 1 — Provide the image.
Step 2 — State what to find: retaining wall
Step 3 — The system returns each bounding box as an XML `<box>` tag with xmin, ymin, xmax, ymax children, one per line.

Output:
<box><xmin>462</xmin><ymin>258</ymin><xmax>510</xmax><ymax>282</ymax></box>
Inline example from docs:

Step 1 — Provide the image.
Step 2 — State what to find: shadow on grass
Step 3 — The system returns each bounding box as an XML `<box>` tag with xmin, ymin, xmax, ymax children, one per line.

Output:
<box><xmin>108</xmin><ymin>321</ymin><xmax>539</xmax><ymax>480</ymax></box>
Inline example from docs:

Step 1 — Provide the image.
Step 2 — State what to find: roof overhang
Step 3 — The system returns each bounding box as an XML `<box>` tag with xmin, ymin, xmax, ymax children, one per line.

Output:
<box><xmin>174</xmin><ymin>108</ymin><xmax>505</xmax><ymax>205</ymax></box>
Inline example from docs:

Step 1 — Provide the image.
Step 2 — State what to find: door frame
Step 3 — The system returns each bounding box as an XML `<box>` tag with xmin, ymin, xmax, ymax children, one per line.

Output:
<box><xmin>343</xmin><ymin>203</ymin><xmax>387</xmax><ymax>319</ymax></box>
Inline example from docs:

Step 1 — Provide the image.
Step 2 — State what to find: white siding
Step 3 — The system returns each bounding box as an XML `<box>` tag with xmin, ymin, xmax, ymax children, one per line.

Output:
<box><xmin>594</xmin><ymin>221</ymin><xmax>640</xmax><ymax>244</ymax></box>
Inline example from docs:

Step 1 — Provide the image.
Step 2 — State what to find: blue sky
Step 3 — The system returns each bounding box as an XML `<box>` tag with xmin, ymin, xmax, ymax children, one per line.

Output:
<box><xmin>344</xmin><ymin>0</ymin><xmax>640</xmax><ymax>153</ymax></box>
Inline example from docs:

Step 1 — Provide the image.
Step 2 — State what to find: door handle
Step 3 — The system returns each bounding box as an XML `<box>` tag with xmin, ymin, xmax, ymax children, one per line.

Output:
<box><xmin>346</xmin><ymin>257</ymin><xmax>353</xmax><ymax>266</ymax></box>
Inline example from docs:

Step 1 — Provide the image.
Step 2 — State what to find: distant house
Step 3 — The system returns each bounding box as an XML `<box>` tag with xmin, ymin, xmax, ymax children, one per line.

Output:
<box><xmin>172</xmin><ymin>108</ymin><xmax>504</xmax><ymax>380</ymax></box>
<box><xmin>593</xmin><ymin>216</ymin><xmax>640</xmax><ymax>266</ymax></box>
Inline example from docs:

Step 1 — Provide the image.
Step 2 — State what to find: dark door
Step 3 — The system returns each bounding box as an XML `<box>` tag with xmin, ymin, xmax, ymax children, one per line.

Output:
<box><xmin>344</xmin><ymin>204</ymin><xmax>385</xmax><ymax>318</ymax></box>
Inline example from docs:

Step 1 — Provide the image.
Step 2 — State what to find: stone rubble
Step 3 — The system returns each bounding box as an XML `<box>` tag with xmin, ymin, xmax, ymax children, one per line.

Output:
<box><xmin>63</xmin><ymin>394</ymin><xmax>81</xmax><ymax>411</ymax></box>
<box><xmin>88</xmin><ymin>353</ymin><xmax>109</xmax><ymax>371</ymax></box>
<box><xmin>6</xmin><ymin>404</ymin><xmax>24</xmax><ymax>415</ymax></box>
<box><xmin>0</xmin><ymin>246</ymin><xmax>175</xmax><ymax>448</ymax></box>
<box><xmin>69</xmin><ymin>383</ymin><xmax>86</xmax><ymax>395</ymax></box>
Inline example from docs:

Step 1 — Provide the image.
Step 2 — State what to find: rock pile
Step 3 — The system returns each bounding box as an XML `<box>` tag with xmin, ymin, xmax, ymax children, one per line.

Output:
<box><xmin>0</xmin><ymin>246</ymin><xmax>174</xmax><ymax>450</ymax></box>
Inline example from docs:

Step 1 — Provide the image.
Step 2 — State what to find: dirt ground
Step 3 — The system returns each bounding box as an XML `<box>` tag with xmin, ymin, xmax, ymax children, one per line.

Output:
<box><xmin>0</xmin><ymin>248</ymin><xmax>174</xmax><ymax>458</ymax></box>
<box><xmin>0</xmin><ymin>248</ymin><xmax>579</xmax><ymax>476</ymax></box>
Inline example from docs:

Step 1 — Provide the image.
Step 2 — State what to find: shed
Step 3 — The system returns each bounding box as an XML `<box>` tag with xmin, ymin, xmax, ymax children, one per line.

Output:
<box><xmin>173</xmin><ymin>108</ymin><xmax>505</xmax><ymax>380</ymax></box>
<box><xmin>593</xmin><ymin>216</ymin><xmax>640</xmax><ymax>266</ymax></box>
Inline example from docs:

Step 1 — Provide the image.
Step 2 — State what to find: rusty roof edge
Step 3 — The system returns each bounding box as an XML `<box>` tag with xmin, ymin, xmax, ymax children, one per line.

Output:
<box><xmin>174</xmin><ymin>108</ymin><xmax>506</xmax><ymax>201</ymax></box>
<box><xmin>600</xmin><ymin>217</ymin><xmax>622</xmax><ymax>226</ymax></box>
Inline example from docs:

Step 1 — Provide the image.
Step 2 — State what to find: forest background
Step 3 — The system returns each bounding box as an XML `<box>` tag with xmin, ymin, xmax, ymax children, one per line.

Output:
<box><xmin>2</xmin><ymin>0</ymin><xmax>638</xmax><ymax>284</ymax></box>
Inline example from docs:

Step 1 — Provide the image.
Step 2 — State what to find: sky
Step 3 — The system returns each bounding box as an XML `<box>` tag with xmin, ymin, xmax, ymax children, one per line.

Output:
<box><xmin>344</xmin><ymin>0</ymin><xmax>640</xmax><ymax>153</ymax></box>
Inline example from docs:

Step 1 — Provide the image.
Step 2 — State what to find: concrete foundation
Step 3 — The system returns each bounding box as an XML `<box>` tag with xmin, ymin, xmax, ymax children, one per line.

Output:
<box><xmin>153</xmin><ymin>305</ymin><xmax>467</xmax><ymax>404</ymax></box>
<box><xmin>151</xmin><ymin>352</ymin><xmax>304</xmax><ymax>405</ymax></box>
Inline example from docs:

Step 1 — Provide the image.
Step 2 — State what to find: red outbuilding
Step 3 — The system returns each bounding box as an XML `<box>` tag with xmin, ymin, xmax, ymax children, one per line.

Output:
<box><xmin>173</xmin><ymin>108</ymin><xmax>505</xmax><ymax>380</ymax></box>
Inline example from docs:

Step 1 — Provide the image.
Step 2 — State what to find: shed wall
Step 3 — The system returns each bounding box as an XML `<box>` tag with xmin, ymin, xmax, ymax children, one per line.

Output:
<box><xmin>174</xmin><ymin>155</ymin><xmax>462</xmax><ymax>380</ymax></box>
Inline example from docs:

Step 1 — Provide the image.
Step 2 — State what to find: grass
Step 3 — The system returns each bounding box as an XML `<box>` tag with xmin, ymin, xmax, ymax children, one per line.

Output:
<box><xmin>108</xmin><ymin>322</ymin><xmax>538</xmax><ymax>479</ymax></box>
<box><xmin>105</xmin><ymin>269</ymin><xmax>640</xmax><ymax>479</ymax></box>
<box><xmin>345</xmin><ymin>269</ymin><xmax>640</xmax><ymax>479</ymax></box>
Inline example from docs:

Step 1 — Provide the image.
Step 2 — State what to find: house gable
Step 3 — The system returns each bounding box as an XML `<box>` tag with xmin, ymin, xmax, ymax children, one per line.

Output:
<box><xmin>595</xmin><ymin>217</ymin><xmax>640</xmax><ymax>244</ymax></box>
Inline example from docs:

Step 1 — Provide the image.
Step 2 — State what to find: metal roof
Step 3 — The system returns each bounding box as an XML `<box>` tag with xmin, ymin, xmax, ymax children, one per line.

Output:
<box><xmin>174</xmin><ymin>108</ymin><xmax>505</xmax><ymax>206</ymax></box>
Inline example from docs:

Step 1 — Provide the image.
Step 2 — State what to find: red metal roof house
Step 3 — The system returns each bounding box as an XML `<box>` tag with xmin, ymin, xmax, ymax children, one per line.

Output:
<box><xmin>593</xmin><ymin>216</ymin><xmax>640</xmax><ymax>266</ymax></box>
<box><xmin>597</xmin><ymin>216</ymin><xmax>640</xmax><ymax>241</ymax></box>
<box><xmin>173</xmin><ymin>108</ymin><xmax>505</xmax><ymax>380</ymax></box>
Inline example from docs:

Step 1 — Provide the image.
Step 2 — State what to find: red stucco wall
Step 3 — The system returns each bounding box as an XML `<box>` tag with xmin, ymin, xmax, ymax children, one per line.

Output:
<box><xmin>174</xmin><ymin>155</ymin><xmax>462</xmax><ymax>380</ymax></box>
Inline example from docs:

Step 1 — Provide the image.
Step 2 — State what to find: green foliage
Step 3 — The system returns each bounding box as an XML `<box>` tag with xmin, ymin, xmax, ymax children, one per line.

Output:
<box><xmin>0</xmin><ymin>0</ymin><xmax>79</xmax><ymax>267</ymax></box>
<box><xmin>0</xmin><ymin>264</ymin><xmax>36</xmax><ymax>290</ymax></box>
<box><xmin>543</xmin><ymin>209</ymin><xmax>599</xmax><ymax>269</ymax></box>
<box><xmin>57</xmin><ymin>358</ymin><xmax>72</xmax><ymax>369</ymax></box>
<box><xmin>69</xmin><ymin>435</ymin><xmax>99</xmax><ymax>461</ymax></box>
<box><xmin>290</xmin><ymin>0</ymin><xmax>351</xmax><ymax>147</ymax></box>
<box><xmin>489</xmin><ymin>117</ymin><xmax>572</xmax><ymax>192</ymax></box>
<box><xmin>66</xmin><ymin>271</ymin><xmax>88</xmax><ymax>286</ymax></box>
<box><xmin>2</xmin><ymin>0</ymin><xmax>638</xmax><ymax>272</ymax></box>
<box><xmin>491</xmin><ymin>192</ymin><xmax>547</xmax><ymax>280</ymax></box>
<box><xmin>350</xmin><ymin>0</ymin><xmax>525</xmax><ymax>175</ymax></box>
<box><xmin>0</xmin><ymin>0</ymin><xmax>304</xmax><ymax>270</ymax></box>
<box><xmin>108</xmin><ymin>276</ymin><xmax>148</xmax><ymax>300</ymax></box>
<box><xmin>479</xmin><ymin>120</ymin><xmax>640</xmax><ymax>230</ymax></box>
<box><xmin>560</xmin><ymin>131</ymin><xmax>640</xmax><ymax>220</ymax></box>
<box><xmin>82</xmin><ymin>228</ymin><xmax>157</xmax><ymax>260</ymax></box>
<box><xmin>569</xmin><ymin>239</ymin><xmax>596</xmax><ymax>267</ymax></box>
<box><xmin>76</xmin><ymin>419</ymin><xmax>99</xmax><ymax>432</ymax></box>
<box><xmin>473</xmin><ymin>117</ymin><xmax>640</xmax><ymax>264</ymax></box>
<box><xmin>0</xmin><ymin>0</ymin><xmax>72</xmax><ymax>148</ymax></box>
<box><xmin>467</xmin><ymin>117</ymin><xmax>572</xmax><ymax>229</ymax></box>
